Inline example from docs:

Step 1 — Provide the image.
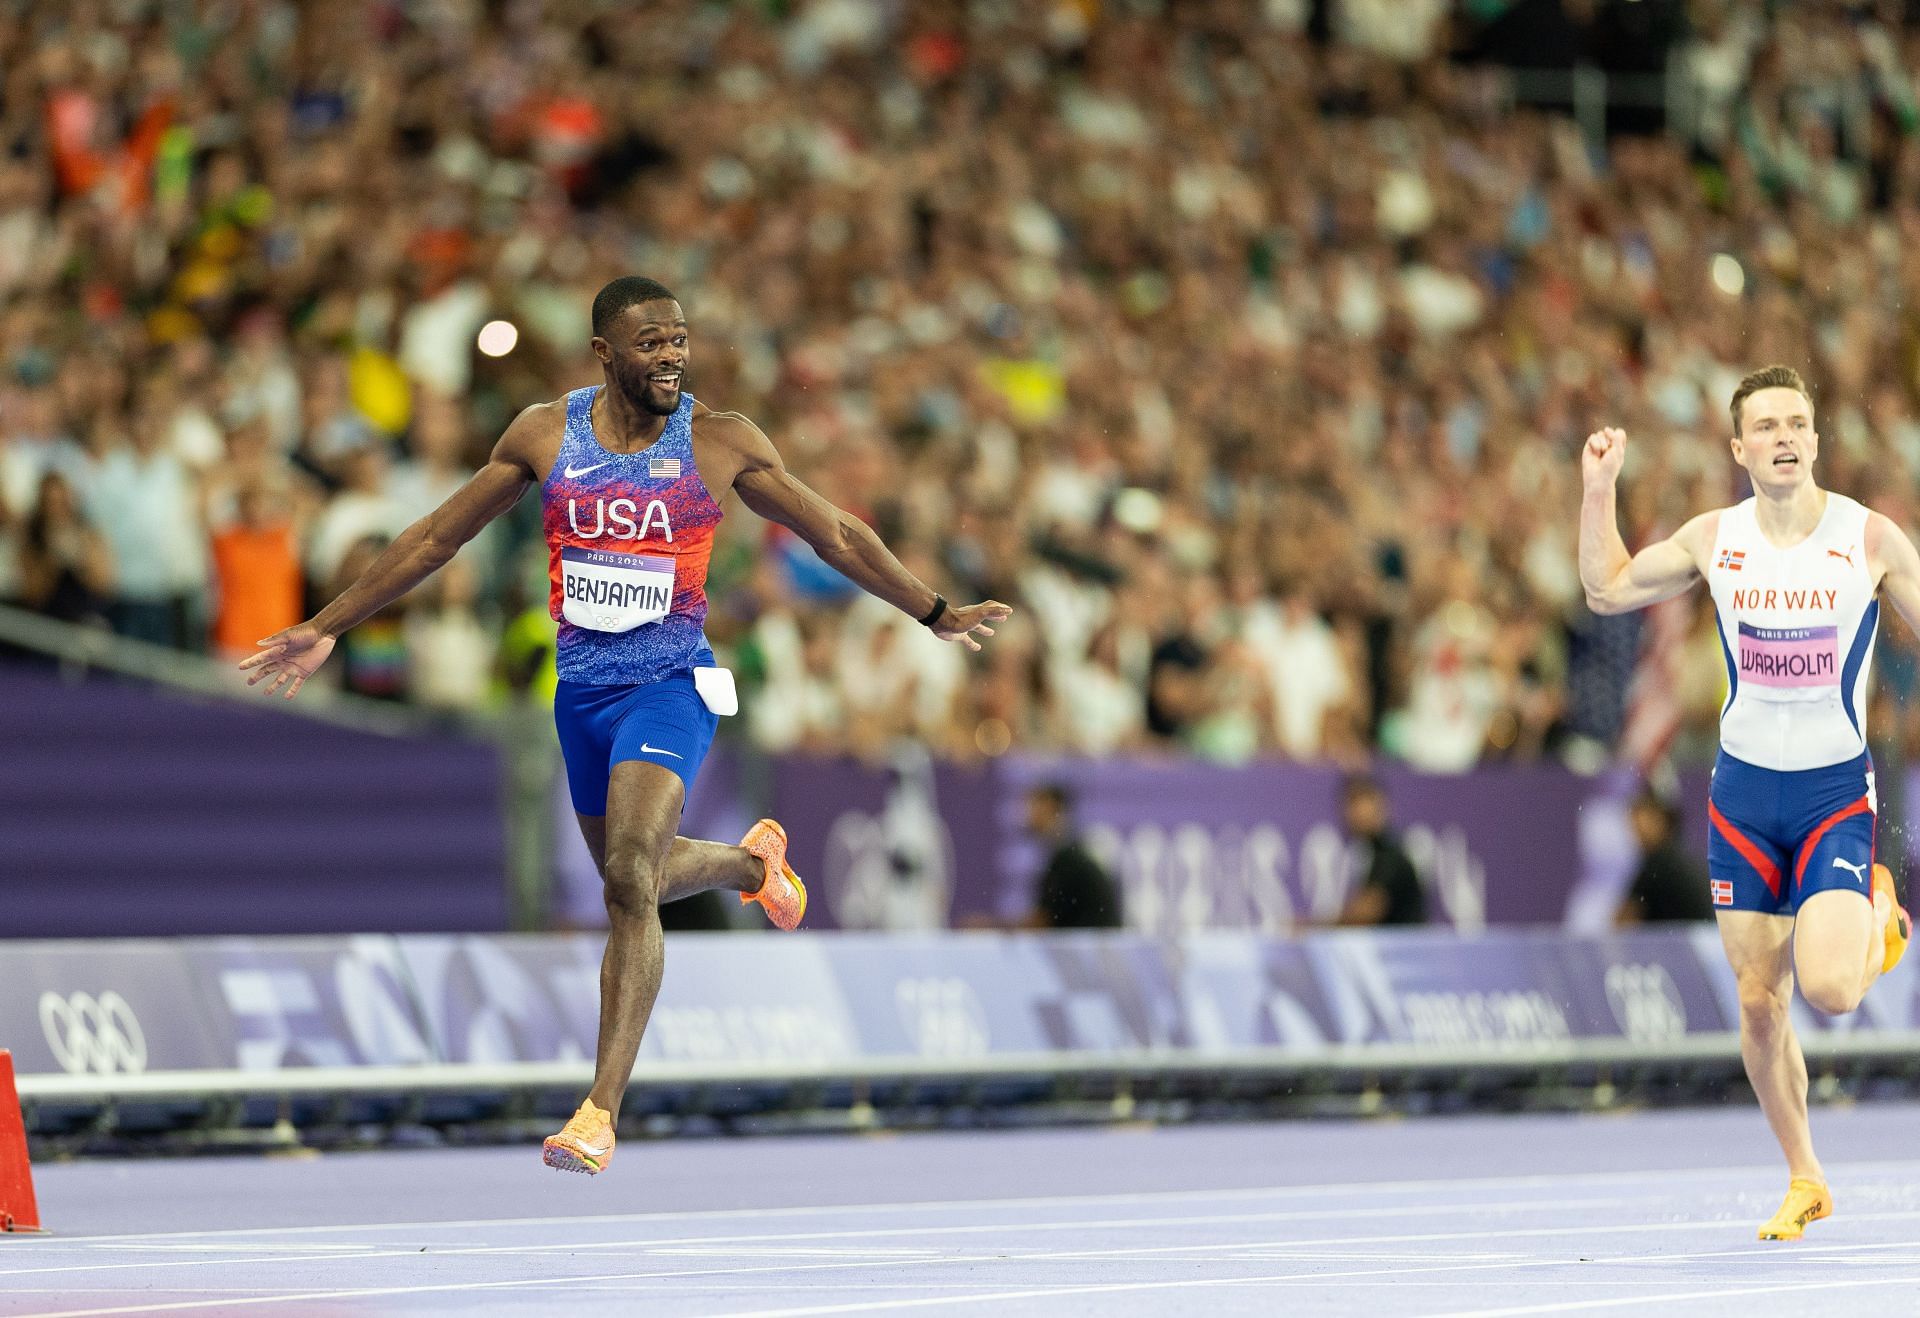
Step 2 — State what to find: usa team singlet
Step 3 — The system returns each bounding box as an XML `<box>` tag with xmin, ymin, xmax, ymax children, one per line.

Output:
<box><xmin>542</xmin><ymin>386</ymin><xmax>723</xmax><ymax>684</ymax></box>
<box><xmin>541</xmin><ymin>385</ymin><xmax>729</xmax><ymax>812</ymax></box>
<box><xmin>1704</xmin><ymin>493</ymin><xmax>1879</xmax><ymax>914</ymax></box>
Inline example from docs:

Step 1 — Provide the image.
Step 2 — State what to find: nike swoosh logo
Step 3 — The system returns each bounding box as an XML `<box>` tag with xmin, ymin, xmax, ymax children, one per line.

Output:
<box><xmin>640</xmin><ymin>743</ymin><xmax>683</xmax><ymax>760</ymax></box>
<box><xmin>572</xmin><ymin>1139</ymin><xmax>611</xmax><ymax>1157</ymax></box>
<box><xmin>563</xmin><ymin>462</ymin><xmax>609</xmax><ymax>479</ymax></box>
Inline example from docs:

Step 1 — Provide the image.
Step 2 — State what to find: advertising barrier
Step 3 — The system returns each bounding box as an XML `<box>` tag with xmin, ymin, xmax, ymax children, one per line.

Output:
<box><xmin>8</xmin><ymin>929</ymin><xmax>1919</xmax><ymax>1096</ymax></box>
<box><xmin>766</xmin><ymin>752</ymin><xmax>1712</xmax><ymax>934</ymax></box>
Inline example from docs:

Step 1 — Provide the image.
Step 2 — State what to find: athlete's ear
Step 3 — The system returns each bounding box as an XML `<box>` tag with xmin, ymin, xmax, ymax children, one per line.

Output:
<box><xmin>590</xmin><ymin>336</ymin><xmax>611</xmax><ymax>364</ymax></box>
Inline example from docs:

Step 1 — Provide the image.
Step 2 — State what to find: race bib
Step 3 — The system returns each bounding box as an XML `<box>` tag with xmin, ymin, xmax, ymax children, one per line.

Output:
<box><xmin>1737</xmin><ymin>622</ymin><xmax>1837</xmax><ymax>691</ymax></box>
<box><xmin>560</xmin><ymin>546</ymin><xmax>675</xmax><ymax>633</ymax></box>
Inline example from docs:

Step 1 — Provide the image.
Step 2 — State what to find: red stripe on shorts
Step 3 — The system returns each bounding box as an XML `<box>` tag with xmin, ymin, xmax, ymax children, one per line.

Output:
<box><xmin>1708</xmin><ymin>799</ymin><xmax>1782</xmax><ymax>898</ymax></box>
<box><xmin>1793</xmin><ymin>796</ymin><xmax>1873</xmax><ymax>890</ymax></box>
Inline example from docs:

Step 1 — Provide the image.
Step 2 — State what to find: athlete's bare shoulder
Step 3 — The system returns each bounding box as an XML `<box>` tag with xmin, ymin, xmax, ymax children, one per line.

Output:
<box><xmin>689</xmin><ymin>401</ymin><xmax>766</xmax><ymax>443</ymax></box>
<box><xmin>1865</xmin><ymin>508</ymin><xmax>1919</xmax><ymax>574</ymax></box>
<box><xmin>491</xmin><ymin>397</ymin><xmax>570</xmax><ymax>482</ymax></box>
<box><xmin>1670</xmin><ymin>508</ymin><xmax>1723</xmax><ymax>563</ymax></box>
<box><xmin>689</xmin><ymin>403</ymin><xmax>777</xmax><ymax>489</ymax></box>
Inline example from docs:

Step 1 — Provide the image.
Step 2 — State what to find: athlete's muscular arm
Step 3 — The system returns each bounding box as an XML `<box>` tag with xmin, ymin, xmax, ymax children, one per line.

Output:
<box><xmin>241</xmin><ymin>405</ymin><xmax>550</xmax><ymax>698</ymax></box>
<box><xmin>710</xmin><ymin>411</ymin><xmax>1012</xmax><ymax>650</ymax></box>
<box><xmin>1578</xmin><ymin>426</ymin><xmax>1712</xmax><ymax>615</ymax></box>
<box><xmin>1867</xmin><ymin>513</ymin><xmax>1920</xmax><ymax>638</ymax></box>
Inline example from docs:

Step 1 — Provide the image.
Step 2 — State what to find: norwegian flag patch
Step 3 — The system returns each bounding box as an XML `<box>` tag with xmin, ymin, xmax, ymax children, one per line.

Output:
<box><xmin>1711</xmin><ymin>878</ymin><xmax>1735</xmax><ymax>907</ymax></box>
<box><xmin>650</xmin><ymin>457</ymin><xmax>681</xmax><ymax>479</ymax></box>
<box><xmin>1717</xmin><ymin>549</ymin><xmax>1745</xmax><ymax>572</ymax></box>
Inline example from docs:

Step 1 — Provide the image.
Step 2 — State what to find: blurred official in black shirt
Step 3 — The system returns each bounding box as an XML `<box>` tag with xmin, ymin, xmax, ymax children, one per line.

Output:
<box><xmin>1025</xmin><ymin>783</ymin><xmax>1123</xmax><ymax>929</ymax></box>
<box><xmin>1615</xmin><ymin>789</ymin><xmax>1713</xmax><ymax>925</ymax></box>
<box><xmin>1337</xmin><ymin>775</ymin><xmax>1427</xmax><ymax>927</ymax></box>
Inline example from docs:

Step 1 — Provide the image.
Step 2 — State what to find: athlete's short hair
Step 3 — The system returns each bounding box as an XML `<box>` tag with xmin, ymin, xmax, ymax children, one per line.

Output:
<box><xmin>1730</xmin><ymin>365</ymin><xmax>1812</xmax><ymax>437</ymax></box>
<box><xmin>591</xmin><ymin>277</ymin><xmax>678</xmax><ymax>338</ymax></box>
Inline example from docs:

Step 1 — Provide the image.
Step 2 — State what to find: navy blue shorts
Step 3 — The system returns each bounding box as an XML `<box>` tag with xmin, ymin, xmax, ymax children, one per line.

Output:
<box><xmin>553</xmin><ymin>674</ymin><xmax>718</xmax><ymax>816</ymax></box>
<box><xmin>1707</xmin><ymin>750</ymin><xmax>1876</xmax><ymax>916</ymax></box>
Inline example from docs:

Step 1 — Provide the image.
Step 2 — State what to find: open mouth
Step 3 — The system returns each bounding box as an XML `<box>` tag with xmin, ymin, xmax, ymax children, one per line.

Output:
<box><xmin>649</xmin><ymin>372</ymin><xmax>681</xmax><ymax>390</ymax></box>
<box><xmin>1772</xmin><ymin>453</ymin><xmax>1798</xmax><ymax>468</ymax></box>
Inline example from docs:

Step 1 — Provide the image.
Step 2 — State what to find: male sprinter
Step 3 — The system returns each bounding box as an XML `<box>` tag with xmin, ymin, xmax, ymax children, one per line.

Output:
<box><xmin>1580</xmin><ymin>365</ymin><xmax>1913</xmax><ymax>1240</ymax></box>
<box><xmin>242</xmin><ymin>277</ymin><xmax>1010</xmax><ymax>1173</ymax></box>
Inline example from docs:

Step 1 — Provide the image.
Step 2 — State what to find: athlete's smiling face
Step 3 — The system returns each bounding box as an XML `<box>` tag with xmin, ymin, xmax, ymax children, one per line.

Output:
<box><xmin>594</xmin><ymin>299</ymin><xmax>687</xmax><ymax>417</ymax></box>
<box><xmin>1732</xmin><ymin>386</ymin><xmax>1818</xmax><ymax>496</ymax></box>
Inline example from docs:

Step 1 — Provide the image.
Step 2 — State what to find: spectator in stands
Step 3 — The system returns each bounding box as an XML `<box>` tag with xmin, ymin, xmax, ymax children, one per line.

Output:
<box><xmin>207</xmin><ymin>477</ymin><xmax>303</xmax><ymax>662</ymax></box>
<box><xmin>1335</xmin><ymin>774</ymin><xmax>1428</xmax><ymax>927</ymax></box>
<box><xmin>1024</xmin><ymin>782</ymin><xmax>1122</xmax><ymax>930</ymax></box>
<box><xmin>4</xmin><ymin>0</ymin><xmax>1919</xmax><ymax>777</ymax></box>
<box><xmin>17</xmin><ymin>471</ymin><xmax>112</xmax><ymax>628</ymax></box>
<box><xmin>1615</xmin><ymin>789</ymin><xmax>1714</xmax><ymax>925</ymax></box>
<box><xmin>87</xmin><ymin>415</ymin><xmax>206</xmax><ymax>649</ymax></box>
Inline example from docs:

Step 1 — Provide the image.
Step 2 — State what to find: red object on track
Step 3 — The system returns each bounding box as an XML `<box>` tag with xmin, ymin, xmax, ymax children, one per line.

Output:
<box><xmin>0</xmin><ymin>1051</ymin><xmax>41</xmax><ymax>1232</ymax></box>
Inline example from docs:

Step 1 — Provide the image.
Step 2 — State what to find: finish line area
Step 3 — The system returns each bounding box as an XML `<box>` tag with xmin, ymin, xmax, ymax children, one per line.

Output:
<box><xmin>7</xmin><ymin>1105</ymin><xmax>1920</xmax><ymax>1317</ymax></box>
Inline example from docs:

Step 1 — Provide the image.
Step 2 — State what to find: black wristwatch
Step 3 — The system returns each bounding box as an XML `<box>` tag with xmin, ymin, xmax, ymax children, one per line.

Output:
<box><xmin>917</xmin><ymin>593</ymin><xmax>948</xmax><ymax>628</ymax></box>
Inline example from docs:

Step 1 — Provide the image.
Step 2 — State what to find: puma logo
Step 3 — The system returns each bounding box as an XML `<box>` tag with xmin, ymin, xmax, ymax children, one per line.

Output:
<box><xmin>1832</xmin><ymin>857</ymin><xmax>1868</xmax><ymax>882</ymax></box>
<box><xmin>1827</xmin><ymin>547</ymin><xmax>1855</xmax><ymax>567</ymax></box>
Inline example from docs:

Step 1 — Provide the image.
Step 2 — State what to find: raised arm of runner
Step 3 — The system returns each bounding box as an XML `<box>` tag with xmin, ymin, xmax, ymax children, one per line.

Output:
<box><xmin>1578</xmin><ymin>425</ymin><xmax>1715</xmax><ymax>615</ymax></box>
<box><xmin>240</xmin><ymin>405</ymin><xmax>547</xmax><ymax>698</ymax></box>
<box><xmin>709</xmin><ymin>410</ymin><xmax>1012</xmax><ymax>651</ymax></box>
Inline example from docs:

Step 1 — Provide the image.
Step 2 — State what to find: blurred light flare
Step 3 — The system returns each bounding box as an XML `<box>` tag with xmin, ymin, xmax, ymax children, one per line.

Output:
<box><xmin>477</xmin><ymin>320</ymin><xmax>519</xmax><ymax>357</ymax></box>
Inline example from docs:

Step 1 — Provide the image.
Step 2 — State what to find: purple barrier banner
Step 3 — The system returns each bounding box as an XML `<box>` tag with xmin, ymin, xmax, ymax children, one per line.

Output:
<box><xmin>0</xmin><ymin>662</ymin><xmax>508</xmax><ymax>936</ymax></box>
<box><xmin>770</xmin><ymin>753</ymin><xmax>1603</xmax><ymax>934</ymax></box>
<box><xmin>8</xmin><ymin>929</ymin><xmax>1916</xmax><ymax>1083</ymax></box>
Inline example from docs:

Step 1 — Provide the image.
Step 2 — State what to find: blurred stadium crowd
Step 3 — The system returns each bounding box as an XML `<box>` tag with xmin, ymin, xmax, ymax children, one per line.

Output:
<box><xmin>4</xmin><ymin>0</ymin><xmax>1920</xmax><ymax>770</ymax></box>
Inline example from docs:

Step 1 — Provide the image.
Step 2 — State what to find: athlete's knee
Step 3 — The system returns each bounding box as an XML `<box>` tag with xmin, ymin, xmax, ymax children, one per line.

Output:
<box><xmin>1796</xmin><ymin>967</ymin><xmax>1863</xmax><ymax>1017</ymax></box>
<box><xmin>1736</xmin><ymin>975</ymin><xmax>1792</xmax><ymax>1031</ymax></box>
<box><xmin>602</xmin><ymin>843</ymin><xmax>664</xmax><ymax>916</ymax></box>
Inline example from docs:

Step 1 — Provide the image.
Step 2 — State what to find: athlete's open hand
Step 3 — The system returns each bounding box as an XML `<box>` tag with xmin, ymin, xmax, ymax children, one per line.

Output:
<box><xmin>1583</xmin><ymin>426</ymin><xmax>1628</xmax><ymax>489</ymax></box>
<box><xmin>933</xmin><ymin>600</ymin><xmax>1013</xmax><ymax>653</ymax></box>
<box><xmin>240</xmin><ymin>622</ymin><xmax>336</xmax><ymax>699</ymax></box>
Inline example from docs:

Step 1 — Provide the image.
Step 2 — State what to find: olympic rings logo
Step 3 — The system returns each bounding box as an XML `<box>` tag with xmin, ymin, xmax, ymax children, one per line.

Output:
<box><xmin>37</xmin><ymin>990</ymin><xmax>149</xmax><ymax>1075</ymax></box>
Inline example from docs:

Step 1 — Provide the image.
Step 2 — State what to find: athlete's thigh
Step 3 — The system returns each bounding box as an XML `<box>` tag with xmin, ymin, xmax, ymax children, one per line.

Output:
<box><xmin>576</xmin><ymin>814</ymin><xmax>608</xmax><ymax>878</ymax></box>
<box><xmin>553</xmin><ymin>680</ymin><xmax>620</xmax><ymax>817</ymax></box>
<box><xmin>1793</xmin><ymin>889</ymin><xmax>1875</xmax><ymax>989</ymax></box>
<box><xmin>603</xmin><ymin>757</ymin><xmax>687</xmax><ymax>885</ymax></box>
<box><xmin>1718</xmin><ymin>909</ymin><xmax>1794</xmax><ymax>992</ymax></box>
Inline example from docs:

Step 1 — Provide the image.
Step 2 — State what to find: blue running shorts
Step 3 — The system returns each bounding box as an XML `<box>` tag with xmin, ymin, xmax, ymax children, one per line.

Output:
<box><xmin>554</xmin><ymin>673</ymin><xmax>718</xmax><ymax>815</ymax></box>
<box><xmin>1706</xmin><ymin>750</ymin><xmax>1875</xmax><ymax>917</ymax></box>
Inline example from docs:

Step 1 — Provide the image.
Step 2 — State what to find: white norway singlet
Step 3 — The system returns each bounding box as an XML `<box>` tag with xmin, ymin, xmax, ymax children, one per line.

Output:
<box><xmin>1706</xmin><ymin>493</ymin><xmax>1878</xmax><ymax>772</ymax></box>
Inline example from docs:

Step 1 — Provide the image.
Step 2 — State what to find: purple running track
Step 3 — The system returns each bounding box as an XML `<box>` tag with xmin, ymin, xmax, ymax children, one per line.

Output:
<box><xmin>3</xmin><ymin>1104</ymin><xmax>1919</xmax><ymax>1316</ymax></box>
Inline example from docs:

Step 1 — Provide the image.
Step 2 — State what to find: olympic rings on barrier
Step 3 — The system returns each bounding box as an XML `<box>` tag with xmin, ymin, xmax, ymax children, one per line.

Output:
<box><xmin>37</xmin><ymin>990</ymin><xmax>149</xmax><ymax>1075</ymax></box>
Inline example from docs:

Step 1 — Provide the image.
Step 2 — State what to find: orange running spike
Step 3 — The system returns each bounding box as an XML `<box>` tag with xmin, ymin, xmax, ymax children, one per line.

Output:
<box><xmin>0</xmin><ymin>1051</ymin><xmax>42</xmax><ymax>1232</ymax></box>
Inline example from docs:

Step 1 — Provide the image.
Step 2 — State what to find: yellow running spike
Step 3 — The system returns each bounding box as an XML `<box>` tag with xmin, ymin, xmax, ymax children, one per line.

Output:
<box><xmin>1757</xmin><ymin>1178</ymin><xmax>1831</xmax><ymax>1241</ymax></box>
<box><xmin>1873</xmin><ymin>864</ymin><xmax>1910</xmax><ymax>975</ymax></box>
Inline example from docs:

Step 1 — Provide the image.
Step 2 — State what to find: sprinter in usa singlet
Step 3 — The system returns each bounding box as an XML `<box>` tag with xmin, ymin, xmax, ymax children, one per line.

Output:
<box><xmin>242</xmin><ymin>275</ymin><xmax>1012</xmax><ymax>1178</ymax></box>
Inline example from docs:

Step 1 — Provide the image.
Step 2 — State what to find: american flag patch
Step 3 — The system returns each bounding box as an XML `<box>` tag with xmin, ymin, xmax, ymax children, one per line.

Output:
<box><xmin>650</xmin><ymin>457</ymin><xmax>681</xmax><ymax>479</ymax></box>
<box><xmin>1717</xmin><ymin>549</ymin><xmax>1745</xmax><ymax>571</ymax></box>
<box><xmin>1711</xmin><ymin>879</ymin><xmax>1734</xmax><ymax>906</ymax></box>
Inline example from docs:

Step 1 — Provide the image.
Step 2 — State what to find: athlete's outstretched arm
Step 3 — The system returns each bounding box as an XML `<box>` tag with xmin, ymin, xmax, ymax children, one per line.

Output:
<box><xmin>1868</xmin><ymin>512</ymin><xmax>1920</xmax><ymax>638</ymax></box>
<box><xmin>1578</xmin><ymin>426</ymin><xmax>1711</xmax><ymax>615</ymax></box>
<box><xmin>717</xmin><ymin>412</ymin><xmax>1011</xmax><ymax>650</ymax></box>
<box><xmin>241</xmin><ymin>407</ymin><xmax>545</xmax><ymax>698</ymax></box>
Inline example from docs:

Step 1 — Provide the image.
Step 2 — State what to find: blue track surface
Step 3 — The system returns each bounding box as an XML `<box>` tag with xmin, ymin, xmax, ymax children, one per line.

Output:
<box><xmin>4</xmin><ymin>1104</ymin><xmax>1919</xmax><ymax>1316</ymax></box>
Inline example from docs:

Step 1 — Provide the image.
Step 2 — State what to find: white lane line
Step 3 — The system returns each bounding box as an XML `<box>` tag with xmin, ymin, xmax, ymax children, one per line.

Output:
<box><xmin>661</xmin><ymin>1266</ymin><xmax>1920</xmax><ymax>1318</ymax></box>
<box><xmin>0</xmin><ymin>1193</ymin><xmax>1782</xmax><ymax>1279</ymax></box>
<box><xmin>16</xmin><ymin>1208</ymin><xmax>1920</xmax><ymax>1317</ymax></box>
<box><xmin>1424</xmin><ymin>1273</ymin><xmax>1920</xmax><ymax>1317</ymax></box>
<box><xmin>48</xmin><ymin>1158</ymin><xmax>1920</xmax><ymax>1245</ymax></box>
